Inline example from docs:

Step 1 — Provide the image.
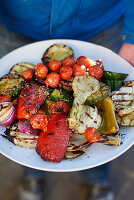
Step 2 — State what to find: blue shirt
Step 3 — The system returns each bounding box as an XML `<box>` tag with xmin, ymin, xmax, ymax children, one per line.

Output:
<box><xmin>0</xmin><ymin>0</ymin><xmax>133</xmax><ymax>44</ymax></box>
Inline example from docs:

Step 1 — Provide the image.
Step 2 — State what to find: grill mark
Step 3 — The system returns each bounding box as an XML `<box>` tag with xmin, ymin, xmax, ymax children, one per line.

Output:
<box><xmin>113</xmin><ymin>99</ymin><xmax>133</xmax><ymax>102</ymax></box>
<box><xmin>114</xmin><ymin>93</ymin><xmax>132</xmax><ymax>95</ymax></box>
<box><xmin>85</xmin><ymin>112</ymin><xmax>93</xmax><ymax>119</ymax></box>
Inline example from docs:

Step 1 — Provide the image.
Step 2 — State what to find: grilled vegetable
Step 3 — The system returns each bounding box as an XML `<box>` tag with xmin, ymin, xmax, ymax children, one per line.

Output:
<box><xmin>0</xmin><ymin>74</ymin><xmax>25</xmax><ymax>97</ymax></box>
<box><xmin>112</xmin><ymin>81</ymin><xmax>134</xmax><ymax>126</ymax></box>
<box><xmin>96</xmin><ymin>97</ymin><xmax>119</xmax><ymax>134</ymax></box>
<box><xmin>9</xmin><ymin>62</ymin><xmax>35</xmax><ymax>75</ymax></box>
<box><xmin>112</xmin><ymin>80</ymin><xmax>134</xmax><ymax>116</ymax></box>
<box><xmin>85</xmin><ymin>82</ymin><xmax>110</xmax><ymax>105</ymax></box>
<box><xmin>72</xmin><ymin>74</ymin><xmax>100</xmax><ymax>106</ymax></box>
<box><xmin>69</xmin><ymin>105</ymin><xmax>102</xmax><ymax>133</ymax></box>
<box><xmin>17</xmin><ymin>83</ymin><xmax>49</xmax><ymax>120</ymax></box>
<box><xmin>42</xmin><ymin>44</ymin><xmax>74</xmax><ymax>65</ymax></box>
<box><xmin>66</xmin><ymin>132</ymin><xmax>122</xmax><ymax>159</ymax></box>
<box><xmin>4</xmin><ymin>122</ymin><xmax>39</xmax><ymax>148</ymax></box>
<box><xmin>116</xmin><ymin>112</ymin><xmax>134</xmax><ymax>126</ymax></box>
<box><xmin>50</xmin><ymin>88</ymin><xmax>73</xmax><ymax>108</ymax></box>
<box><xmin>59</xmin><ymin>76</ymin><xmax>74</xmax><ymax>91</ymax></box>
<box><xmin>102</xmin><ymin>71</ymin><xmax>128</xmax><ymax>91</ymax></box>
<box><xmin>0</xmin><ymin>102</ymin><xmax>16</xmax><ymax>127</ymax></box>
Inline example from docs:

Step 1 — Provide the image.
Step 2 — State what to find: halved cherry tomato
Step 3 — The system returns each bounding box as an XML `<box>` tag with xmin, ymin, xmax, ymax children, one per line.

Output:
<box><xmin>30</xmin><ymin>110</ymin><xmax>48</xmax><ymax>130</ymax></box>
<box><xmin>59</xmin><ymin>66</ymin><xmax>73</xmax><ymax>80</ymax></box>
<box><xmin>21</xmin><ymin>69</ymin><xmax>33</xmax><ymax>82</ymax></box>
<box><xmin>0</xmin><ymin>93</ymin><xmax>11</xmax><ymax>102</ymax></box>
<box><xmin>49</xmin><ymin>60</ymin><xmax>61</xmax><ymax>72</ymax></box>
<box><xmin>45</xmin><ymin>72</ymin><xmax>60</xmax><ymax>88</ymax></box>
<box><xmin>62</xmin><ymin>56</ymin><xmax>75</xmax><ymax>68</ymax></box>
<box><xmin>76</xmin><ymin>56</ymin><xmax>92</xmax><ymax>69</ymax></box>
<box><xmin>35</xmin><ymin>63</ymin><xmax>48</xmax><ymax>78</ymax></box>
<box><xmin>84</xmin><ymin>127</ymin><xmax>100</xmax><ymax>143</ymax></box>
<box><xmin>73</xmin><ymin>64</ymin><xmax>86</xmax><ymax>76</ymax></box>
<box><xmin>49</xmin><ymin>101</ymin><xmax>69</xmax><ymax>115</ymax></box>
<box><xmin>88</xmin><ymin>65</ymin><xmax>103</xmax><ymax>79</ymax></box>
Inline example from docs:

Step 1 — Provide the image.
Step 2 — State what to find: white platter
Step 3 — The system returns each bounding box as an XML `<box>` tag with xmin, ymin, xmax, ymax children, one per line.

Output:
<box><xmin>0</xmin><ymin>39</ymin><xmax>133</xmax><ymax>172</ymax></box>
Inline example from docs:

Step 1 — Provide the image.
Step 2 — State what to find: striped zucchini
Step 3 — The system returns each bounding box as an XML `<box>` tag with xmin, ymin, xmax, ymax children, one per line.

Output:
<box><xmin>0</xmin><ymin>74</ymin><xmax>25</xmax><ymax>97</ymax></box>
<box><xmin>9</xmin><ymin>62</ymin><xmax>35</xmax><ymax>75</ymax></box>
<box><xmin>42</xmin><ymin>44</ymin><xmax>74</xmax><ymax>65</ymax></box>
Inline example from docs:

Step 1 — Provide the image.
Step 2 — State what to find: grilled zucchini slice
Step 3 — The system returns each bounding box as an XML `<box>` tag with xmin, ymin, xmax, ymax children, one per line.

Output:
<box><xmin>102</xmin><ymin>71</ymin><xmax>128</xmax><ymax>91</ymax></box>
<box><xmin>85</xmin><ymin>82</ymin><xmax>110</xmax><ymax>105</ymax></box>
<box><xmin>42</xmin><ymin>44</ymin><xmax>74</xmax><ymax>65</ymax></box>
<box><xmin>9</xmin><ymin>62</ymin><xmax>35</xmax><ymax>75</ymax></box>
<box><xmin>0</xmin><ymin>74</ymin><xmax>25</xmax><ymax>97</ymax></box>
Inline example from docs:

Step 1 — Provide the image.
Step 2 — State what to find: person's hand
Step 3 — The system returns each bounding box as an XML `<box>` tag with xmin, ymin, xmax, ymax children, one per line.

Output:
<box><xmin>118</xmin><ymin>43</ymin><xmax>134</xmax><ymax>67</ymax></box>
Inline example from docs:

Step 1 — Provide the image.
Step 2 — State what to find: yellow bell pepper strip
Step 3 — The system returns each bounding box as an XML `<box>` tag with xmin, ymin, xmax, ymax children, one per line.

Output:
<box><xmin>96</xmin><ymin>97</ymin><xmax>119</xmax><ymax>134</ymax></box>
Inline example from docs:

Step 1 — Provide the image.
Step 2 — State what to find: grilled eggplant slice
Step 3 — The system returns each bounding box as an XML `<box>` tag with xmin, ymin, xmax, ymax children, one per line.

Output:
<box><xmin>9</xmin><ymin>62</ymin><xmax>35</xmax><ymax>75</ymax></box>
<box><xmin>42</xmin><ymin>44</ymin><xmax>74</xmax><ymax>65</ymax></box>
<box><xmin>85</xmin><ymin>82</ymin><xmax>110</xmax><ymax>105</ymax></box>
<box><xmin>102</xmin><ymin>71</ymin><xmax>128</xmax><ymax>91</ymax></box>
<box><xmin>0</xmin><ymin>74</ymin><xmax>25</xmax><ymax>97</ymax></box>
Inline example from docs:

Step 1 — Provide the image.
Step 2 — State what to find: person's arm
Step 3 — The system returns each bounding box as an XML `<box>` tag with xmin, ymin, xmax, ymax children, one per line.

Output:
<box><xmin>118</xmin><ymin>0</ymin><xmax>134</xmax><ymax>67</ymax></box>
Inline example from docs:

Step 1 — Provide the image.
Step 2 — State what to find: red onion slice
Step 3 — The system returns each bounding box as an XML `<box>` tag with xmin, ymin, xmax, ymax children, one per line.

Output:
<box><xmin>18</xmin><ymin>120</ymin><xmax>39</xmax><ymax>136</ymax></box>
<box><xmin>0</xmin><ymin>102</ymin><xmax>16</xmax><ymax>127</ymax></box>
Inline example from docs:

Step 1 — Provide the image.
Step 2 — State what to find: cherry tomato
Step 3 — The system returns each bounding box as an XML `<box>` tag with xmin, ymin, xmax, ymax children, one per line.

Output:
<box><xmin>59</xmin><ymin>66</ymin><xmax>73</xmax><ymax>80</ymax></box>
<box><xmin>49</xmin><ymin>60</ymin><xmax>61</xmax><ymax>72</ymax></box>
<box><xmin>49</xmin><ymin>101</ymin><xmax>69</xmax><ymax>115</ymax></box>
<box><xmin>76</xmin><ymin>56</ymin><xmax>92</xmax><ymax>69</ymax></box>
<box><xmin>30</xmin><ymin>110</ymin><xmax>48</xmax><ymax>130</ymax></box>
<box><xmin>62</xmin><ymin>56</ymin><xmax>75</xmax><ymax>68</ymax></box>
<box><xmin>73</xmin><ymin>64</ymin><xmax>86</xmax><ymax>76</ymax></box>
<box><xmin>88</xmin><ymin>65</ymin><xmax>103</xmax><ymax>79</ymax></box>
<box><xmin>35</xmin><ymin>63</ymin><xmax>48</xmax><ymax>78</ymax></box>
<box><xmin>45</xmin><ymin>72</ymin><xmax>60</xmax><ymax>88</ymax></box>
<box><xmin>84</xmin><ymin>127</ymin><xmax>100</xmax><ymax>143</ymax></box>
<box><xmin>21</xmin><ymin>69</ymin><xmax>33</xmax><ymax>82</ymax></box>
<box><xmin>0</xmin><ymin>93</ymin><xmax>11</xmax><ymax>102</ymax></box>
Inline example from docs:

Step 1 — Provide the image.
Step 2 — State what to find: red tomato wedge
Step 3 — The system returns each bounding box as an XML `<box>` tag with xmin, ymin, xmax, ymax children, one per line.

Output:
<box><xmin>36</xmin><ymin>114</ymin><xmax>72</xmax><ymax>162</ymax></box>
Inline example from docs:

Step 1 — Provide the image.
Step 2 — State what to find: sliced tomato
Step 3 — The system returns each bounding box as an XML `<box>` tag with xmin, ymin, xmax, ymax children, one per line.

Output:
<box><xmin>49</xmin><ymin>60</ymin><xmax>61</xmax><ymax>72</ymax></box>
<box><xmin>21</xmin><ymin>69</ymin><xmax>33</xmax><ymax>82</ymax></box>
<box><xmin>36</xmin><ymin>114</ymin><xmax>72</xmax><ymax>162</ymax></box>
<box><xmin>30</xmin><ymin>110</ymin><xmax>48</xmax><ymax>130</ymax></box>
<box><xmin>88</xmin><ymin>65</ymin><xmax>103</xmax><ymax>79</ymax></box>
<box><xmin>49</xmin><ymin>101</ymin><xmax>69</xmax><ymax>115</ymax></box>
<box><xmin>45</xmin><ymin>72</ymin><xmax>60</xmax><ymax>88</ymax></box>
<box><xmin>35</xmin><ymin>63</ymin><xmax>48</xmax><ymax>78</ymax></box>
<box><xmin>73</xmin><ymin>64</ymin><xmax>86</xmax><ymax>76</ymax></box>
<box><xmin>84</xmin><ymin>127</ymin><xmax>100</xmax><ymax>143</ymax></box>
<box><xmin>59</xmin><ymin>66</ymin><xmax>73</xmax><ymax>80</ymax></box>
<box><xmin>62</xmin><ymin>56</ymin><xmax>75</xmax><ymax>68</ymax></box>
